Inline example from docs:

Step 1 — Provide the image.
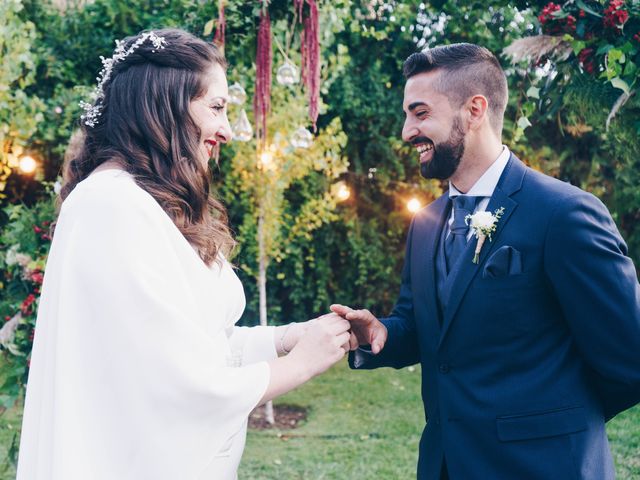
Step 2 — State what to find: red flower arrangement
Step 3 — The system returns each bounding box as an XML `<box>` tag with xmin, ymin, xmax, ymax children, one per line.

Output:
<box><xmin>534</xmin><ymin>0</ymin><xmax>639</xmax><ymax>85</ymax></box>
<box><xmin>20</xmin><ymin>294</ymin><xmax>37</xmax><ymax>316</ymax></box>
<box><xmin>538</xmin><ymin>2</ymin><xmax>577</xmax><ymax>34</ymax></box>
<box><xmin>578</xmin><ymin>47</ymin><xmax>596</xmax><ymax>75</ymax></box>
<box><xmin>604</xmin><ymin>0</ymin><xmax>630</xmax><ymax>30</ymax></box>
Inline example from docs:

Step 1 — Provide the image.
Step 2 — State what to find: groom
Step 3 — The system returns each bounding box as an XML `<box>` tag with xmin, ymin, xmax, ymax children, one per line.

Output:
<box><xmin>332</xmin><ymin>43</ymin><xmax>640</xmax><ymax>479</ymax></box>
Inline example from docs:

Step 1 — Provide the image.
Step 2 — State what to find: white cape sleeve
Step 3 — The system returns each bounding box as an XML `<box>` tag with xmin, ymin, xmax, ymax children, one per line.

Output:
<box><xmin>17</xmin><ymin>176</ymin><xmax>271</xmax><ymax>480</ymax></box>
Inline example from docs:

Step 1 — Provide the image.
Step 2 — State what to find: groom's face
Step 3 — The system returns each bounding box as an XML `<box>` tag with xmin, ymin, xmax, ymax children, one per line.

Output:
<box><xmin>402</xmin><ymin>71</ymin><xmax>467</xmax><ymax>180</ymax></box>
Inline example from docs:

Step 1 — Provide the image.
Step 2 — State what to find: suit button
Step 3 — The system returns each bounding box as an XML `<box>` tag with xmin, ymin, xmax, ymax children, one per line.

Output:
<box><xmin>439</xmin><ymin>364</ymin><xmax>450</xmax><ymax>374</ymax></box>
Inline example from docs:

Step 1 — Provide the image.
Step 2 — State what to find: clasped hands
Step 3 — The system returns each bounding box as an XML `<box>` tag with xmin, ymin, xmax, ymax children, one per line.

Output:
<box><xmin>280</xmin><ymin>304</ymin><xmax>387</xmax><ymax>358</ymax></box>
<box><xmin>329</xmin><ymin>304</ymin><xmax>388</xmax><ymax>354</ymax></box>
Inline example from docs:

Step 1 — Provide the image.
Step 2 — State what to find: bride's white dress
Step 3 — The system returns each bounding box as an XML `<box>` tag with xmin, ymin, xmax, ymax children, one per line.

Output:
<box><xmin>17</xmin><ymin>169</ymin><xmax>276</xmax><ymax>479</ymax></box>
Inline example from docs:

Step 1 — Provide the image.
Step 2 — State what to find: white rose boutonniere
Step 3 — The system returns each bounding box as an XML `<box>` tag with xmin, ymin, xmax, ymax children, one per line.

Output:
<box><xmin>465</xmin><ymin>207</ymin><xmax>505</xmax><ymax>264</ymax></box>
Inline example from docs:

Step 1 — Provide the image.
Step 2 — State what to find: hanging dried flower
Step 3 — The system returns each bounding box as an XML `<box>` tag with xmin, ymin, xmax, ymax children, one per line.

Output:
<box><xmin>254</xmin><ymin>1</ymin><xmax>272</xmax><ymax>147</ymax></box>
<box><xmin>214</xmin><ymin>0</ymin><xmax>226</xmax><ymax>50</ymax></box>
<box><xmin>300</xmin><ymin>0</ymin><xmax>320</xmax><ymax>131</ymax></box>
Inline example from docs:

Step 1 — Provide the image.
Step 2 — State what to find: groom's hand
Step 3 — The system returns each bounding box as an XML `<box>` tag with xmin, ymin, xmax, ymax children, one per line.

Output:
<box><xmin>330</xmin><ymin>304</ymin><xmax>387</xmax><ymax>354</ymax></box>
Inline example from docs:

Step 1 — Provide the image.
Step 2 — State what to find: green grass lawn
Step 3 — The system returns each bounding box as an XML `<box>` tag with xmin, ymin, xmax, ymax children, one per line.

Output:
<box><xmin>0</xmin><ymin>360</ymin><xmax>638</xmax><ymax>479</ymax></box>
<box><xmin>240</xmin><ymin>360</ymin><xmax>640</xmax><ymax>479</ymax></box>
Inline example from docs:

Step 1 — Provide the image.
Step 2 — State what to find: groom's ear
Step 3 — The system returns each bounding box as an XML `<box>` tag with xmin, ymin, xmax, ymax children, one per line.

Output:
<box><xmin>465</xmin><ymin>94</ymin><xmax>489</xmax><ymax>131</ymax></box>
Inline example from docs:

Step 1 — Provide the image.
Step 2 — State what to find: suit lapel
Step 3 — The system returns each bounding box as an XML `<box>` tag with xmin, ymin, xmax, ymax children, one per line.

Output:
<box><xmin>438</xmin><ymin>154</ymin><xmax>526</xmax><ymax>347</ymax></box>
<box><xmin>413</xmin><ymin>194</ymin><xmax>450</xmax><ymax>330</ymax></box>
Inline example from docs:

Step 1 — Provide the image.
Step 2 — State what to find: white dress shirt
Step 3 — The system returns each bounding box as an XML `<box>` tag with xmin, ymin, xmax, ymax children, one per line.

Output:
<box><xmin>447</xmin><ymin>146</ymin><xmax>511</xmax><ymax>239</ymax></box>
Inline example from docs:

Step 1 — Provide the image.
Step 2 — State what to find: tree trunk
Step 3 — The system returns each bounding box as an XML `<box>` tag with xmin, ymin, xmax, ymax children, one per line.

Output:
<box><xmin>258</xmin><ymin>213</ymin><xmax>275</xmax><ymax>425</ymax></box>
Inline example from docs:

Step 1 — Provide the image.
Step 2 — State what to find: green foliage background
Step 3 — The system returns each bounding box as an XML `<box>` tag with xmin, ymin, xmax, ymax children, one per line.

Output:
<box><xmin>0</xmin><ymin>0</ymin><xmax>639</xmax><ymax>471</ymax></box>
<box><xmin>1</xmin><ymin>0</ymin><xmax>639</xmax><ymax>328</ymax></box>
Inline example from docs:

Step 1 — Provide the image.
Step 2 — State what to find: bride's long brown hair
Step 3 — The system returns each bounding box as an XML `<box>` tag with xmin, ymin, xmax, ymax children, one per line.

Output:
<box><xmin>61</xmin><ymin>29</ymin><xmax>235</xmax><ymax>266</ymax></box>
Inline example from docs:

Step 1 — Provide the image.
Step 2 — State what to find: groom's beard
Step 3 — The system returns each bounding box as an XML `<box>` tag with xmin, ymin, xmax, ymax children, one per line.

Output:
<box><xmin>419</xmin><ymin>116</ymin><xmax>466</xmax><ymax>180</ymax></box>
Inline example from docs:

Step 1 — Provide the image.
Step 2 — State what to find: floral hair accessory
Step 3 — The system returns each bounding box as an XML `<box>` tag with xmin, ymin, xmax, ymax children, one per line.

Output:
<box><xmin>465</xmin><ymin>207</ymin><xmax>505</xmax><ymax>264</ymax></box>
<box><xmin>79</xmin><ymin>31</ymin><xmax>167</xmax><ymax>127</ymax></box>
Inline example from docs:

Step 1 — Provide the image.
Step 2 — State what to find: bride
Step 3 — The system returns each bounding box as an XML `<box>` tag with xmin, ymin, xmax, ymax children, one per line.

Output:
<box><xmin>17</xmin><ymin>28</ymin><xmax>354</xmax><ymax>480</ymax></box>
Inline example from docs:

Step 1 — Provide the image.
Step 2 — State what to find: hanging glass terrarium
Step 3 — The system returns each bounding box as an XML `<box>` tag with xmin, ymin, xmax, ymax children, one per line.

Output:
<box><xmin>228</xmin><ymin>82</ymin><xmax>247</xmax><ymax>105</ymax></box>
<box><xmin>290</xmin><ymin>126</ymin><xmax>313</xmax><ymax>149</ymax></box>
<box><xmin>276</xmin><ymin>60</ymin><xmax>299</xmax><ymax>86</ymax></box>
<box><xmin>232</xmin><ymin>109</ymin><xmax>253</xmax><ymax>142</ymax></box>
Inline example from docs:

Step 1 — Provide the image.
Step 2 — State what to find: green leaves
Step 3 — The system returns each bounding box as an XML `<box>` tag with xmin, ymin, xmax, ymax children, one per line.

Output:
<box><xmin>0</xmin><ymin>0</ymin><xmax>44</xmax><ymax>194</ymax></box>
<box><xmin>611</xmin><ymin>77</ymin><xmax>631</xmax><ymax>95</ymax></box>
<box><xmin>203</xmin><ymin>18</ymin><xmax>215</xmax><ymax>37</ymax></box>
<box><xmin>526</xmin><ymin>86</ymin><xmax>540</xmax><ymax>100</ymax></box>
<box><xmin>575</xmin><ymin>0</ymin><xmax>602</xmax><ymax>18</ymax></box>
<box><xmin>517</xmin><ymin>116</ymin><xmax>532</xmax><ymax>129</ymax></box>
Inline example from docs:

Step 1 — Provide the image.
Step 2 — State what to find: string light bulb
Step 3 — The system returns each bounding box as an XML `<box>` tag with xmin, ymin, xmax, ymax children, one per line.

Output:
<box><xmin>259</xmin><ymin>148</ymin><xmax>277</xmax><ymax>171</ymax></box>
<box><xmin>18</xmin><ymin>155</ymin><xmax>37</xmax><ymax>174</ymax></box>
<box><xmin>407</xmin><ymin>197</ymin><xmax>422</xmax><ymax>213</ymax></box>
<box><xmin>333</xmin><ymin>181</ymin><xmax>351</xmax><ymax>202</ymax></box>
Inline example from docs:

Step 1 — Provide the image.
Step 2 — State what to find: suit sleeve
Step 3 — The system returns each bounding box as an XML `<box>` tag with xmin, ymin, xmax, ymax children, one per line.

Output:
<box><xmin>349</xmin><ymin>220</ymin><xmax>421</xmax><ymax>370</ymax></box>
<box><xmin>544</xmin><ymin>191</ymin><xmax>640</xmax><ymax>420</ymax></box>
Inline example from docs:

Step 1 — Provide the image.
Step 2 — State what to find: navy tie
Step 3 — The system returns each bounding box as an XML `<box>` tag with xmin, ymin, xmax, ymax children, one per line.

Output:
<box><xmin>444</xmin><ymin>195</ymin><xmax>482</xmax><ymax>272</ymax></box>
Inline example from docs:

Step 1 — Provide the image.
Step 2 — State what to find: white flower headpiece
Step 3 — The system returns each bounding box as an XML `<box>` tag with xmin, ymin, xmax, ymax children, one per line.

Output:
<box><xmin>79</xmin><ymin>31</ymin><xmax>167</xmax><ymax>127</ymax></box>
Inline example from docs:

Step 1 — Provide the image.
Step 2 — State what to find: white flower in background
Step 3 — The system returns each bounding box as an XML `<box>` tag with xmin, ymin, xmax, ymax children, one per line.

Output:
<box><xmin>16</xmin><ymin>253</ymin><xmax>33</xmax><ymax>268</ymax></box>
<box><xmin>5</xmin><ymin>245</ymin><xmax>20</xmax><ymax>266</ymax></box>
<box><xmin>54</xmin><ymin>180</ymin><xmax>62</xmax><ymax>195</ymax></box>
<box><xmin>0</xmin><ymin>313</ymin><xmax>22</xmax><ymax>356</ymax></box>
<box><xmin>465</xmin><ymin>207</ymin><xmax>506</xmax><ymax>263</ymax></box>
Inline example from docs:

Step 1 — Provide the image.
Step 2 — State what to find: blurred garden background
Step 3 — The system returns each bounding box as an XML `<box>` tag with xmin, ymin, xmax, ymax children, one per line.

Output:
<box><xmin>1</xmin><ymin>0</ymin><xmax>639</xmax><ymax>477</ymax></box>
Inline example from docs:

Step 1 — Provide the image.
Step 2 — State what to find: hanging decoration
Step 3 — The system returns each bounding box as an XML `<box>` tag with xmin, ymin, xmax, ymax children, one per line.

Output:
<box><xmin>213</xmin><ymin>0</ymin><xmax>226</xmax><ymax>50</ymax></box>
<box><xmin>298</xmin><ymin>0</ymin><xmax>320</xmax><ymax>131</ymax></box>
<box><xmin>251</xmin><ymin>0</ymin><xmax>320</xmax><ymax>146</ymax></box>
<box><xmin>232</xmin><ymin>109</ymin><xmax>253</xmax><ymax>142</ymax></box>
<box><xmin>290</xmin><ymin>126</ymin><xmax>313</xmax><ymax>149</ymax></box>
<box><xmin>254</xmin><ymin>0</ymin><xmax>272</xmax><ymax>148</ymax></box>
<box><xmin>276</xmin><ymin>60</ymin><xmax>299</xmax><ymax>86</ymax></box>
<box><xmin>229</xmin><ymin>82</ymin><xmax>247</xmax><ymax>105</ymax></box>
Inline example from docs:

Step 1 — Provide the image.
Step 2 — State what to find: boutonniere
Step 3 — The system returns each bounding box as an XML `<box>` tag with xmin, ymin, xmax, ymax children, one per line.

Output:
<box><xmin>465</xmin><ymin>207</ymin><xmax>505</xmax><ymax>264</ymax></box>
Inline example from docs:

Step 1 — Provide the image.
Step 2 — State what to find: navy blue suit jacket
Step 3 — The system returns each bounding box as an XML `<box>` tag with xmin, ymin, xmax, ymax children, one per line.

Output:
<box><xmin>350</xmin><ymin>155</ymin><xmax>640</xmax><ymax>479</ymax></box>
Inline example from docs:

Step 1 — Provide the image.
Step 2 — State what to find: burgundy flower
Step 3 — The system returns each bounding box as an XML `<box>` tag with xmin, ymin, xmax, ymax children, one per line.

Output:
<box><xmin>30</xmin><ymin>271</ymin><xmax>44</xmax><ymax>285</ymax></box>
<box><xmin>603</xmin><ymin>0</ymin><xmax>629</xmax><ymax>29</ymax></box>
<box><xmin>538</xmin><ymin>3</ymin><xmax>577</xmax><ymax>34</ymax></box>
<box><xmin>578</xmin><ymin>48</ymin><xmax>596</xmax><ymax>75</ymax></box>
<box><xmin>538</xmin><ymin>2</ymin><xmax>561</xmax><ymax>26</ymax></box>
<box><xmin>21</xmin><ymin>294</ymin><xmax>37</xmax><ymax>315</ymax></box>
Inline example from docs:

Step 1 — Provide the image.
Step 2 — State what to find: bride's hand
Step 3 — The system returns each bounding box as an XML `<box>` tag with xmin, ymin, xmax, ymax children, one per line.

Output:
<box><xmin>287</xmin><ymin>314</ymin><xmax>351</xmax><ymax>378</ymax></box>
<box><xmin>277</xmin><ymin>321</ymin><xmax>309</xmax><ymax>355</ymax></box>
<box><xmin>278</xmin><ymin>315</ymin><xmax>332</xmax><ymax>355</ymax></box>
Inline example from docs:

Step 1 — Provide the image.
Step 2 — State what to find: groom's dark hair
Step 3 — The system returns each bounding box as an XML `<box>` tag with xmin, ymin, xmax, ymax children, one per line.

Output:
<box><xmin>403</xmin><ymin>43</ymin><xmax>508</xmax><ymax>135</ymax></box>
